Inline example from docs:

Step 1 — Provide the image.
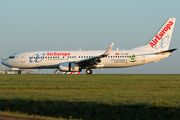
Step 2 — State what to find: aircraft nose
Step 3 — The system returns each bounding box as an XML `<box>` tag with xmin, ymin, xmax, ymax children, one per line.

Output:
<box><xmin>1</xmin><ymin>59</ymin><xmax>7</xmax><ymax>66</ymax></box>
<box><xmin>1</xmin><ymin>60</ymin><xmax>5</xmax><ymax>65</ymax></box>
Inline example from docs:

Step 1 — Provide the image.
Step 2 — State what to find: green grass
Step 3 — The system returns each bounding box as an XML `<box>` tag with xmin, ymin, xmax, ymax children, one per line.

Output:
<box><xmin>0</xmin><ymin>74</ymin><xmax>180</xmax><ymax>119</ymax></box>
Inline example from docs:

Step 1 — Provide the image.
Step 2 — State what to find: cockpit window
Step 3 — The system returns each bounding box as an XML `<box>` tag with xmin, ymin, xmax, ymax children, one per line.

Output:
<box><xmin>9</xmin><ymin>56</ymin><xmax>15</xmax><ymax>59</ymax></box>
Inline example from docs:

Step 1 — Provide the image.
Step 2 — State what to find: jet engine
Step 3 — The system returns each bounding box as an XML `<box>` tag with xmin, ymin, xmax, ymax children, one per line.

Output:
<box><xmin>59</xmin><ymin>62</ymin><xmax>81</xmax><ymax>72</ymax></box>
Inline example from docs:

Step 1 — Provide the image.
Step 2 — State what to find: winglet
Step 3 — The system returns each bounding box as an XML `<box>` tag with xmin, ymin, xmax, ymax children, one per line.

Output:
<box><xmin>104</xmin><ymin>42</ymin><xmax>114</xmax><ymax>56</ymax></box>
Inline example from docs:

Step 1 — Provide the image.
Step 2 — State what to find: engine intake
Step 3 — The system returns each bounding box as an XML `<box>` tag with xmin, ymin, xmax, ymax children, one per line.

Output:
<box><xmin>59</xmin><ymin>62</ymin><xmax>81</xmax><ymax>72</ymax></box>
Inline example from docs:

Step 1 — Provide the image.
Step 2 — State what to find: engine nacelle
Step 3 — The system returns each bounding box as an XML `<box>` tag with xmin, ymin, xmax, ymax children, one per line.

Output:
<box><xmin>59</xmin><ymin>62</ymin><xmax>81</xmax><ymax>72</ymax></box>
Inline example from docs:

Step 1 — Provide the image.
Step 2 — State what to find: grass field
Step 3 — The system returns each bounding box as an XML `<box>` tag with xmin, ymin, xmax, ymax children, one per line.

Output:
<box><xmin>0</xmin><ymin>74</ymin><xmax>180</xmax><ymax>120</ymax></box>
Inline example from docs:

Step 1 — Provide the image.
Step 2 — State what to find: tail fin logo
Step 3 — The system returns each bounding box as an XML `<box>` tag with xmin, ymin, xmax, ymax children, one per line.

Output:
<box><xmin>149</xmin><ymin>21</ymin><xmax>174</xmax><ymax>48</ymax></box>
<box><xmin>155</xmin><ymin>35</ymin><xmax>170</xmax><ymax>49</ymax></box>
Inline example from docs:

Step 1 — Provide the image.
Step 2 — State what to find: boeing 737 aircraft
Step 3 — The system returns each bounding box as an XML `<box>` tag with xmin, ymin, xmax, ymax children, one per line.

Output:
<box><xmin>1</xmin><ymin>18</ymin><xmax>177</xmax><ymax>74</ymax></box>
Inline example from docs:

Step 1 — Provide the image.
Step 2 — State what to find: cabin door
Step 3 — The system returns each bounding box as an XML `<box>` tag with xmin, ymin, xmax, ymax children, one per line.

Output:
<box><xmin>141</xmin><ymin>53</ymin><xmax>146</xmax><ymax>62</ymax></box>
<box><xmin>20</xmin><ymin>54</ymin><xmax>25</xmax><ymax>63</ymax></box>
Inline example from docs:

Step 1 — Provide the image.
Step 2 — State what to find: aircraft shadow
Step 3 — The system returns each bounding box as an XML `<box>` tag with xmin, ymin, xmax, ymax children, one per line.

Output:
<box><xmin>0</xmin><ymin>98</ymin><xmax>179</xmax><ymax>120</ymax></box>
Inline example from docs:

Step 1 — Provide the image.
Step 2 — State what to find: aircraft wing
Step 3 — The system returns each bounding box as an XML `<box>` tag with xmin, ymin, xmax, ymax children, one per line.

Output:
<box><xmin>75</xmin><ymin>43</ymin><xmax>114</xmax><ymax>66</ymax></box>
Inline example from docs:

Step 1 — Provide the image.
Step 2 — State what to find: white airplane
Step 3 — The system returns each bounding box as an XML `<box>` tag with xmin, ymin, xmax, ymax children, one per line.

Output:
<box><xmin>1</xmin><ymin>18</ymin><xmax>177</xmax><ymax>74</ymax></box>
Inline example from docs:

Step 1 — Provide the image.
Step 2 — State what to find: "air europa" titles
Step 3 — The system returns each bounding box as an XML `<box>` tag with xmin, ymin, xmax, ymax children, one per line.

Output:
<box><xmin>149</xmin><ymin>21</ymin><xmax>174</xmax><ymax>48</ymax></box>
<box><xmin>46</xmin><ymin>52</ymin><xmax>70</xmax><ymax>56</ymax></box>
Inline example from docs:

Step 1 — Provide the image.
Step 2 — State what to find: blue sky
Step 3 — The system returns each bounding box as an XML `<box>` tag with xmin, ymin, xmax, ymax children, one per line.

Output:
<box><xmin>0</xmin><ymin>0</ymin><xmax>180</xmax><ymax>74</ymax></box>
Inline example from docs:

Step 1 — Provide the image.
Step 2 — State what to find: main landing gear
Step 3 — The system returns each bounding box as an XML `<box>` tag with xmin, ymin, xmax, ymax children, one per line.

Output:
<box><xmin>18</xmin><ymin>70</ymin><xmax>21</xmax><ymax>74</ymax></box>
<box><xmin>86</xmin><ymin>69</ymin><xmax>92</xmax><ymax>74</ymax></box>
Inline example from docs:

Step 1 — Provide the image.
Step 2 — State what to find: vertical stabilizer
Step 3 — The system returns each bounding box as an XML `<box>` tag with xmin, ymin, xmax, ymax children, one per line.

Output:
<box><xmin>132</xmin><ymin>18</ymin><xmax>176</xmax><ymax>51</ymax></box>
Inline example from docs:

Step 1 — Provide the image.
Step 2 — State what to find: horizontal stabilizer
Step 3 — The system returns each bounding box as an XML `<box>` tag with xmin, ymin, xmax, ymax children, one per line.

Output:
<box><xmin>156</xmin><ymin>48</ymin><xmax>177</xmax><ymax>54</ymax></box>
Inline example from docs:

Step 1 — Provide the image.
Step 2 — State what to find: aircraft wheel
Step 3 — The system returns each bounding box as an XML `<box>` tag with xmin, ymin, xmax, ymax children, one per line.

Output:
<box><xmin>18</xmin><ymin>70</ymin><xmax>21</xmax><ymax>74</ymax></box>
<box><xmin>86</xmin><ymin>69</ymin><xmax>92</xmax><ymax>74</ymax></box>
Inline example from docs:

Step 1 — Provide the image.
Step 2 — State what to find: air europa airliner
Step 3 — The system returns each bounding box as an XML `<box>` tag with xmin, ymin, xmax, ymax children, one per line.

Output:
<box><xmin>1</xmin><ymin>18</ymin><xmax>177</xmax><ymax>74</ymax></box>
